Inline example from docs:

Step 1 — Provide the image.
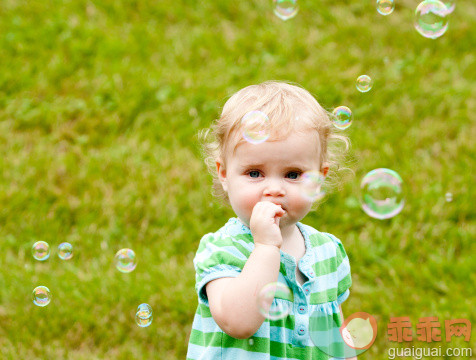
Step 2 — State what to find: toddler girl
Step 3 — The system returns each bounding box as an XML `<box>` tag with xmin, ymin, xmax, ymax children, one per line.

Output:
<box><xmin>186</xmin><ymin>81</ymin><xmax>352</xmax><ymax>359</ymax></box>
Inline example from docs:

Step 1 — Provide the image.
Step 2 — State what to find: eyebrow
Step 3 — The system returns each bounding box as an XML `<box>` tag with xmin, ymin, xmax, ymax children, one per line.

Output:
<box><xmin>240</xmin><ymin>163</ymin><xmax>264</xmax><ymax>168</ymax></box>
<box><xmin>239</xmin><ymin>163</ymin><xmax>307</xmax><ymax>170</ymax></box>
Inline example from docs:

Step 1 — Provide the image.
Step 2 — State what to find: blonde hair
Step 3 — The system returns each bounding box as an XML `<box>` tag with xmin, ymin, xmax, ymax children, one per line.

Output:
<box><xmin>198</xmin><ymin>80</ymin><xmax>351</xmax><ymax>206</ymax></box>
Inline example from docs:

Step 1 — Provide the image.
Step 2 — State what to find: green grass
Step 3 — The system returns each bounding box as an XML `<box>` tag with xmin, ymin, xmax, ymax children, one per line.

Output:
<box><xmin>0</xmin><ymin>0</ymin><xmax>474</xmax><ymax>358</ymax></box>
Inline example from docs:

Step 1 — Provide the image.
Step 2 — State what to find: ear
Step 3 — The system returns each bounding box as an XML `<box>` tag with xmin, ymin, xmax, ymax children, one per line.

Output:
<box><xmin>216</xmin><ymin>160</ymin><xmax>228</xmax><ymax>192</ymax></box>
<box><xmin>321</xmin><ymin>162</ymin><xmax>330</xmax><ymax>178</ymax></box>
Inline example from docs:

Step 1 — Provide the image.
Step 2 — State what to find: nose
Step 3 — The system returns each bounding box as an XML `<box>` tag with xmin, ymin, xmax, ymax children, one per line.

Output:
<box><xmin>263</xmin><ymin>178</ymin><xmax>285</xmax><ymax>197</ymax></box>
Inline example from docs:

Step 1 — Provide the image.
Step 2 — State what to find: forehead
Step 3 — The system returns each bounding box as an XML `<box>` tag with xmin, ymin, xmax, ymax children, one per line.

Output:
<box><xmin>229</xmin><ymin>131</ymin><xmax>321</xmax><ymax>168</ymax></box>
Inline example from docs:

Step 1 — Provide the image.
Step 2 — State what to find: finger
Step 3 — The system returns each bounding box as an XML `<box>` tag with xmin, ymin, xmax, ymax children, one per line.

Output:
<box><xmin>253</xmin><ymin>201</ymin><xmax>284</xmax><ymax>220</ymax></box>
<box><xmin>260</xmin><ymin>201</ymin><xmax>283</xmax><ymax>210</ymax></box>
<box><xmin>268</xmin><ymin>204</ymin><xmax>285</xmax><ymax>218</ymax></box>
<box><xmin>271</xmin><ymin>204</ymin><xmax>285</xmax><ymax>216</ymax></box>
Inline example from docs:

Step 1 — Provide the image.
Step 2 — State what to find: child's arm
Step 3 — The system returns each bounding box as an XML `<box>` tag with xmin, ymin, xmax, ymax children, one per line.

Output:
<box><xmin>206</xmin><ymin>201</ymin><xmax>285</xmax><ymax>339</ymax></box>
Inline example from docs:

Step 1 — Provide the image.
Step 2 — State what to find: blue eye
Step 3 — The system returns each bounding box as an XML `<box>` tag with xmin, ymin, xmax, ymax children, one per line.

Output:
<box><xmin>287</xmin><ymin>171</ymin><xmax>300</xmax><ymax>180</ymax></box>
<box><xmin>248</xmin><ymin>171</ymin><xmax>260</xmax><ymax>178</ymax></box>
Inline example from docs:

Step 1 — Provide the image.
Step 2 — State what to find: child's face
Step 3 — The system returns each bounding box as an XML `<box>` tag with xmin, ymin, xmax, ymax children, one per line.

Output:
<box><xmin>216</xmin><ymin>130</ymin><xmax>328</xmax><ymax>231</ymax></box>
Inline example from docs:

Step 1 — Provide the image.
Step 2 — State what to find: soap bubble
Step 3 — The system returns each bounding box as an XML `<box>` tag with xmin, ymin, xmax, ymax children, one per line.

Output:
<box><xmin>440</xmin><ymin>0</ymin><xmax>455</xmax><ymax>15</ymax></box>
<box><xmin>257</xmin><ymin>282</ymin><xmax>291</xmax><ymax>320</ymax></box>
<box><xmin>310</xmin><ymin>310</ymin><xmax>377</xmax><ymax>358</ymax></box>
<box><xmin>33</xmin><ymin>286</ymin><xmax>51</xmax><ymax>307</ymax></box>
<box><xmin>115</xmin><ymin>248</ymin><xmax>137</xmax><ymax>273</ymax></box>
<box><xmin>241</xmin><ymin>110</ymin><xmax>270</xmax><ymax>144</ymax></box>
<box><xmin>136</xmin><ymin>303</ymin><xmax>153</xmax><ymax>327</ymax></box>
<box><xmin>376</xmin><ymin>0</ymin><xmax>395</xmax><ymax>15</ymax></box>
<box><xmin>58</xmin><ymin>242</ymin><xmax>73</xmax><ymax>260</ymax></box>
<box><xmin>445</xmin><ymin>192</ymin><xmax>453</xmax><ymax>202</ymax></box>
<box><xmin>273</xmin><ymin>0</ymin><xmax>299</xmax><ymax>21</ymax></box>
<box><xmin>332</xmin><ymin>106</ymin><xmax>353</xmax><ymax>130</ymax></box>
<box><xmin>360</xmin><ymin>168</ymin><xmax>404</xmax><ymax>219</ymax></box>
<box><xmin>32</xmin><ymin>241</ymin><xmax>50</xmax><ymax>261</ymax></box>
<box><xmin>414</xmin><ymin>0</ymin><xmax>449</xmax><ymax>39</ymax></box>
<box><xmin>356</xmin><ymin>75</ymin><xmax>373</xmax><ymax>93</ymax></box>
<box><xmin>299</xmin><ymin>170</ymin><xmax>325</xmax><ymax>201</ymax></box>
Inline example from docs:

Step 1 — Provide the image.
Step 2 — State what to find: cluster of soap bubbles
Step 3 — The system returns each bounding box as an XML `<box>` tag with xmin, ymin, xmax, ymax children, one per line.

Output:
<box><xmin>248</xmin><ymin>0</ymin><xmax>458</xmax><ymax>220</ymax></box>
<box><xmin>29</xmin><ymin>0</ymin><xmax>457</xmax><ymax>337</ymax></box>
<box><xmin>227</xmin><ymin>1</ymin><xmax>457</xmax><ymax>357</ymax></box>
<box><xmin>375</xmin><ymin>0</ymin><xmax>455</xmax><ymax>39</ymax></box>
<box><xmin>272</xmin><ymin>0</ymin><xmax>456</xmax><ymax>40</ymax></box>
<box><xmin>114</xmin><ymin>249</ymin><xmax>152</xmax><ymax>327</ymax></box>
<box><xmin>329</xmin><ymin>75</ymin><xmax>370</xmax><ymax>130</ymax></box>
<box><xmin>31</xmin><ymin>241</ymin><xmax>74</xmax><ymax>307</ymax></box>
<box><xmin>32</xmin><ymin>241</ymin><xmax>74</xmax><ymax>261</ymax></box>
<box><xmin>32</xmin><ymin>243</ymin><xmax>149</xmax><ymax>327</ymax></box>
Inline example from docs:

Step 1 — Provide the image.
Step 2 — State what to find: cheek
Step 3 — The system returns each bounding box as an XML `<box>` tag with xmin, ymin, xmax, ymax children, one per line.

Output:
<box><xmin>291</xmin><ymin>189</ymin><xmax>313</xmax><ymax>212</ymax></box>
<box><xmin>229</xmin><ymin>183</ymin><xmax>260</xmax><ymax>213</ymax></box>
<box><xmin>239</xmin><ymin>190</ymin><xmax>261</xmax><ymax>212</ymax></box>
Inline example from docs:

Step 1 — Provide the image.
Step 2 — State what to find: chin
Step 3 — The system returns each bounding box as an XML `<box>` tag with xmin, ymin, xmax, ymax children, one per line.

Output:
<box><xmin>279</xmin><ymin>216</ymin><xmax>293</xmax><ymax>227</ymax></box>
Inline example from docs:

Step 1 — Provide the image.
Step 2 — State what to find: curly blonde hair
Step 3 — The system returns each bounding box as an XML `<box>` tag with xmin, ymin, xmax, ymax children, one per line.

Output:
<box><xmin>198</xmin><ymin>80</ymin><xmax>350</xmax><ymax>207</ymax></box>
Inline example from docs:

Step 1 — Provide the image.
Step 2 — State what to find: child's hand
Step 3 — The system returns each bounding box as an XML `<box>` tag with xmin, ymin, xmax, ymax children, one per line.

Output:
<box><xmin>250</xmin><ymin>201</ymin><xmax>286</xmax><ymax>249</ymax></box>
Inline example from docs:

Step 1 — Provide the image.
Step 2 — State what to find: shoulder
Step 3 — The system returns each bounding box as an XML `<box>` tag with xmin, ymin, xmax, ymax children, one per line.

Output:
<box><xmin>194</xmin><ymin>218</ymin><xmax>253</xmax><ymax>271</ymax></box>
<box><xmin>193</xmin><ymin>218</ymin><xmax>253</xmax><ymax>305</ymax></box>
<box><xmin>298</xmin><ymin>223</ymin><xmax>343</xmax><ymax>246</ymax></box>
<box><xmin>196</xmin><ymin>218</ymin><xmax>253</xmax><ymax>251</ymax></box>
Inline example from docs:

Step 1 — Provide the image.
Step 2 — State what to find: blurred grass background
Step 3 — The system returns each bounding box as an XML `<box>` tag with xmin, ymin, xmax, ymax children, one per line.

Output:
<box><xmin>0</xmin><ymin>0</ymin><xmax>474</xmax><ymax>358</ymax></box>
